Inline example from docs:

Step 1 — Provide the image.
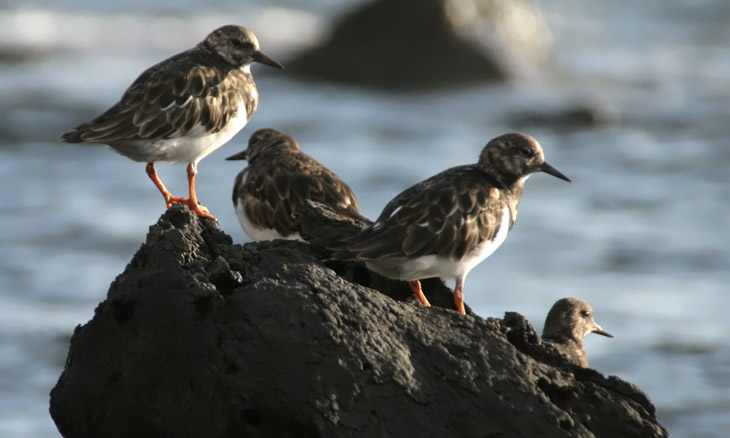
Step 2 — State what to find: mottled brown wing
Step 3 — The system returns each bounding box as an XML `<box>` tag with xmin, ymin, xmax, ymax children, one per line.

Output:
<box><xmin>240</xmin><ymin>155</ymin><xmax>363</xmax><ymax>236</ymax></box>
<box><xmin>63</xmin><ymin>51</ymin><xmax>248</xmax><ymax>143</ymax></box>
<box><xmin>342</xmin><ymin>166</ymin><xmax>504</xmax><ymax>261</ymax></box>
<box><xmin>294</xmin><ymin>154</ymin><xmax>363</xmax><ymax>218</ymax></box>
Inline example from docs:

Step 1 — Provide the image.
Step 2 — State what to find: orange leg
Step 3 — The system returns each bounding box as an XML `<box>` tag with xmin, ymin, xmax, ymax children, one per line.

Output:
<box><xmin>453</xmin><ymin>282</ymin><xmax>466</xmax><ymax>315</ymax></box>
<box><xmin>185</xmin><ymin>162</ymin><xmax>216</xmax><ymax>221</ymax></box>
<box><xmin>146</xmin><ymin>162</ymin><xmax>187</xmax><ymax>208</ymax></box>
<box><xmin>408</xmin><ymin>280</ymin><xmax>431</xmax><ymax>307</ymax></box>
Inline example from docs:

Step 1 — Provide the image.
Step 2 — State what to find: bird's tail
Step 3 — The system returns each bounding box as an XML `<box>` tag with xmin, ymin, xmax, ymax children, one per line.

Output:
<box><xmin>61</xmin><ymin>129</ymin><xmax>84</xmax><ymax>143</ymax></box>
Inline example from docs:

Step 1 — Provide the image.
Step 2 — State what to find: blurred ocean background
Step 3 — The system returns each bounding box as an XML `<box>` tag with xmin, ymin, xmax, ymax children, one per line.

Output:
<box><xmin>1</xmin><ymin>0</ymin><xmax>728</xmax><ymax>436</ymax></box>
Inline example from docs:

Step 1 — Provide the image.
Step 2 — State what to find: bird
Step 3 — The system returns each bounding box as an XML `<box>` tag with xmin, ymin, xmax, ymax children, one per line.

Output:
<box><xmin>333</xmin><ymin>132</ymin><xmax>570</xmax><ymax>315</ymax></box>
<box><xmin>61</xmin><ymin>25</ymin><xmax>284</xmax><ymax>220</ymax></box>
<box><xmin>542</xmin><ymin>297</ymin><xmax>613</xmax><ymax>367</ymax></box>
<box><xmin>227</xmin><ymin>128</ymin><xmax>367</xmax><ymax>241</ymax></box>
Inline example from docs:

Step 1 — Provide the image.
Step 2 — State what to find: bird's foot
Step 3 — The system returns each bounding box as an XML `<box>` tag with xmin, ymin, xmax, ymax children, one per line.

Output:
<box><xmin>453</xmin><ymin>285</ymin><xmax>466</xmax><ymax>315</ymax></box>
<box><xmin>187</xmin><ymin>200</ymin><xmax>217</xmax><ymax>221</ymax></box>
<box><xmin>409</xmin><ymin>281</ymin><xmax>431</xmax><ymax>307</ymax></box>
<box><xmin>164</xmin><ymin>193</ymin><xmax>216</xmax><ymax>220</ymax></box>
<box><xmin>165</xmin><ymin>196</ymin><xmax>189</xmax><ymax>209</ymax></box>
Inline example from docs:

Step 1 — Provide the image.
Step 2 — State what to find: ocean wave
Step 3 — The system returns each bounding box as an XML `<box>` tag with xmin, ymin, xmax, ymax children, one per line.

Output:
<box><xmin>0</xmin><ymin>6</ymin><xmax>327</xmax><ymax>56</ymax></box>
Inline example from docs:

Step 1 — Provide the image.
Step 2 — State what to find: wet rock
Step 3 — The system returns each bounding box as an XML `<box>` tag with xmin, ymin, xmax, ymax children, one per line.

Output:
<box><xmin>506</xmin><ymin>99</ymin><xmax>622</xmax><ymax>130</ymax></box>
<box><xmin>287</xmin><ymin>0</ymin><xmax>552</xmax><ymax>90</ymax></box>
<box><xmin>50</xmin><ymin>203</ymin><xmax>668</xmax><ymax>438</ymax></box>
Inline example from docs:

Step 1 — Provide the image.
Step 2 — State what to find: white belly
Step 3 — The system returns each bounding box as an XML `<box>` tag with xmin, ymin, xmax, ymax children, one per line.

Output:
<box><xmin>117</xmin><ymin>100</ymin><xmax>251</xmax><ymax>164</ymax></box>
<box><xmin>367</xmin><ymin>206</ymin><xmax>511</xmax><ymax>282</ymax></box>
<box><xmin>235</xmin><ymin>199</ymin><xmax>303</xmax><ymax>242</ymax></box>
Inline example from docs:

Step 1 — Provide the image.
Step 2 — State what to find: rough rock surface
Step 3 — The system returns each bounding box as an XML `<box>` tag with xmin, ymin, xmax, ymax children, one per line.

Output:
<box><xmin>50</xmin><ymin>203</ymin><xmax>668</xmax><ymax>438</ymax></box>
<box><xmin>287</xmin><ymin>0</ymin><xmax>552</xmax><ymax>90</ymax></box>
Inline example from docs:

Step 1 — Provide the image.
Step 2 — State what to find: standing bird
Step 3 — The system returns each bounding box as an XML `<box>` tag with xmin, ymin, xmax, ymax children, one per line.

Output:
<box><xmin>227</xmin><ymin>128</ymin><xmax>366</xmax><ymax>240</ymax></box>
<box><xmin>333</xmin><ymin>133</ymin><xmax>570</xmax><ymax>314</ymax></box>
<box><xmin>542</xmin><ymin>297</ymin><xmax>613</xmax><ymax>367</ymax></box>
<box><xmin>62</xmin><ymin>25</ymin><xmax>283</xmax><ymax>220</ymax></box>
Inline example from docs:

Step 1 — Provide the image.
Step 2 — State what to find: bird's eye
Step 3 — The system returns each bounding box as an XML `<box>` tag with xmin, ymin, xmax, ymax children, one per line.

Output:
<box><xmin>231</xmin><ymin>38</ymin><xmax>251</xmax><ymax>49</ymax></box>
<box><xmin>580</xmin><ymin>310</ymin><xmax>590</xmax><ymax>318</ymax></box>
<box><xmin>519</xmin><ymin>147</ymin><xmax>532</xmax><ymax>157</ymax></box>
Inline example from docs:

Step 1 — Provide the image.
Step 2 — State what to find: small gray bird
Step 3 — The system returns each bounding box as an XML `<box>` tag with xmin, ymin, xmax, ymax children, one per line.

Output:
<box><xmin>542</xmin><ymin>297</ymin><xmax>613</xmax><ymax>367</ymax></box>
<box><xmin>62</xmin><ymin>25</ymin><xmax>283</xmax><ymax>220</ymax></box>
<box><xmin>227</xmin><ymin>128</ymin><xmax>366</xmax><ymax>240</ymax></box>
<box><xmin>333</xmin><ymin>133</ymin><xmax>570</xmax><ymax>314</ymax></box>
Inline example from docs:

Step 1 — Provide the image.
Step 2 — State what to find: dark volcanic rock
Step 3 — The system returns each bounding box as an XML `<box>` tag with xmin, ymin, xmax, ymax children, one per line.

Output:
<box><xmin>287</xmin><ymin>0</ymin><xmax>552</xmax><ymax>90</ymax></box>
<box><xmin>50</xmin><ymin>203</ymin><xmax>668</xmax><ymax>438</ymax></box>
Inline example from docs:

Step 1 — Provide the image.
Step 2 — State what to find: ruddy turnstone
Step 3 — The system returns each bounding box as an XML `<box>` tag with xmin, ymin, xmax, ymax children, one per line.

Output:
<box><xmin>333</xmin><ymin>132</ymin><xmax>570</xmax><ymax>315</ymax></box>
<box><xmin>62</xmin><ymin>25</ymin><xmax>283</xmax><ymax>220</ymax></box>
<box><xmin>542</xmin><ymin>297</ymin><xmax>613</xmax><ymax>367</ymax></box>
<box><xmin>227</xmin><ymin>128</ymin><xmax>366</xmax><ymax>240</ymax></box>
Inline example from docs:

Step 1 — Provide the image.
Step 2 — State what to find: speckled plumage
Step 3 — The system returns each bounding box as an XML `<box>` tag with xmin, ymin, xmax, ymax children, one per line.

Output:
<box><xmin>334</xmin><ymin>132</ymin><xmax>571</xmax><ymax>314</ymax></box>
<box><xmin>542</xmin><ymin>297</ymin><xmax>613</xmax><ymax>367</ymax></box>
<box><xmin>228</xmin><ymin>128</ymin><xmax>366</xmax><ymax>241</ymax></box>
<box><xmin>62</xmin><ymin>25</ymin><xmax>283</xmax><ymax>220</ymax></box>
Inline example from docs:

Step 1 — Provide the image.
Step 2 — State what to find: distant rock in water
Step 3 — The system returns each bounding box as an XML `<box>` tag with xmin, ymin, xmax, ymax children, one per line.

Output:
<box><xmin>49</xmin><ymin>203</ymin><xmax>668</xmax><ymax>437</ymax></box>
<box><xmin>506</xmin><ymin>98</ymin><xmax>623</xmax><ymax>130</ymax></box>
<box><xmin>287</xmin><ymin>0</ymin><xmax>553</xmax><ymax>90</ymax></box>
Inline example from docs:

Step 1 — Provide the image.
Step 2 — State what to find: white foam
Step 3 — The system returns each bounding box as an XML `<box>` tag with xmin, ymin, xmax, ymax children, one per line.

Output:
<box><xmin>0</xmin><ymin>7</ymin><xmax>326</xmax><ymax>55</ymax></box>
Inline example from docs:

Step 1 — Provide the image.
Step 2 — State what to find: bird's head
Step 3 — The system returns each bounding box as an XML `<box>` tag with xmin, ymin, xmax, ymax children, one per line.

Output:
<box><xmin>203</xmin><ymin>25</ymin><xmax>284</xmax><ymax>70</ymax></box>
<box><xmin>478</xmin><ymin>132</ymin><xmax>571</xmax><ymax>186</ymax></box>
<box><xmin>226</xmin><ymin>128</ymin><xmax>299</xmax><ymax>163</ymax></box>
<box><xmin>544</xmin><ymin>297</ymin><xmax>613</xmax><ymax>342</ymax></box>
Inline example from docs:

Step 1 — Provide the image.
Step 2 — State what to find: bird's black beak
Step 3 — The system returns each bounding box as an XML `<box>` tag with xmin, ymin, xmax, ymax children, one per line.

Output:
<box><xmin>540</xmin><ymin>161</ymin><xmax>571</xmax><ymax>182</ymax></box>
<box><xmin>252</xmin><ymin>51</ymin><xmax>284</xmax><ymax>69</ymax></box>
<box><xmin>592</xmin><ymin>323</ymin><xmax>614</xmax><ymax>338</ymax></box>
<box><xmin>225</xmin><ymin>150</ymin><xmax>248</xmax><ymax>161</ymax></box>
